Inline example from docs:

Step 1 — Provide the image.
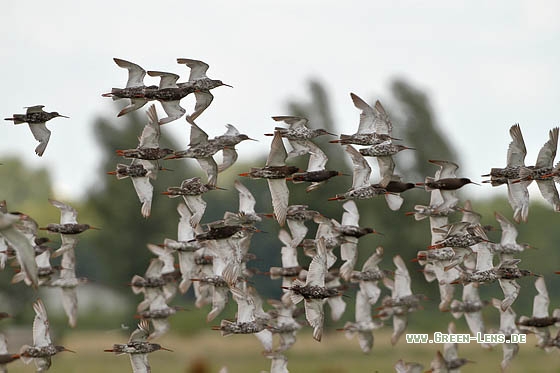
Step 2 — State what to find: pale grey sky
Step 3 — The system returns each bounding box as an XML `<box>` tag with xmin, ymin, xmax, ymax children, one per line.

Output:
<box><xmin>1</xmin><ymin>0</ymin><xmax>559</xmax><ymax>202</ymax></box>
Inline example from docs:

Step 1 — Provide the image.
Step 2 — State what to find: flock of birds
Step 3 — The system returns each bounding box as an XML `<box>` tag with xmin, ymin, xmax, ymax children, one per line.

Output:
<box><xmin>1</xmin><ymin>57</ymin><xmax>560</xmax><ymax>372</ymax></box>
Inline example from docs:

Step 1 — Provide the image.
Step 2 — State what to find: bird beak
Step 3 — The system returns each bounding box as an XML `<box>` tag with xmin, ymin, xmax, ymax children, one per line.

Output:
<box><xmin>222</xmin><ymin>83</ymin><xmax>233</xmax><ymax>88</ymax></box>
<box><xmin>470</xmin><ymin>182</ymin><xmax>481</xmax><ymax>186</ymax></box>
<box><xmin>160</xmin><ymin>346</ymin><xmax>174</xmax><ymax>352</ymax></box>
<box><xmin>63</xmin><ymin>348</ymin><xmax>76</xmax><ymax>353</ymax></box>
<box><xmin>247</xmin><ymin>138</ymin><xmax>258</xmax><ymax>141</ymax></box>
<box><xmin>88</xmin><ymin>226</ymin><xmax>101</xmax><ymax>230</ymax></box>
<box><xmin>159</xmin><ymin>167</ymin><xmax>173</xmax><ymax>172</ymax></box>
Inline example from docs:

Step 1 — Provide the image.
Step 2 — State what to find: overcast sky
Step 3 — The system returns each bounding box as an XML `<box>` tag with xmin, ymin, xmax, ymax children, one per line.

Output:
<box><xmin>1</xmin><ymin>0</ymin><xmax>559</xmax><ymax>203</ymax></box>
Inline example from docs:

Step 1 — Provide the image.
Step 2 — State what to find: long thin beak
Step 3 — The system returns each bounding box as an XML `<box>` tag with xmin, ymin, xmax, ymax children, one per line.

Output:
<box><xmin>247</xmin><ymin>138</ymin><xmax>258</xmax><ymax>141</ymax></box>
<box><xmin>63</xmin><ymin>348</ymin><xmax>76</xmax><ymax>353</ymax></box>
<box><xmin>59</xmin><ymin>115</ymin><xmax>70</xmax><ymax>118</ymax></box>
<box><xmin>223</xmin><ymin>83</ymin><xmax>233</xmax><ymax>88</ymax></box>
<box><xmin>160</xmin><ymin>346</ymin><xmax>173</xmax><ymax>352</ymax></box>
<box><xmin>89</xmin><ymin>226</ymin><xmax>102</xmax><ymax>230</ymax></box>
<box><xmin>470</xmin><ymin>182</ymin><xmax>481</xmax><ymax>186</ymax></box>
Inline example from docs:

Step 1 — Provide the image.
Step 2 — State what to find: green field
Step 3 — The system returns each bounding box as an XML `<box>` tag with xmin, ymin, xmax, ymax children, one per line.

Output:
<box><xmin>5</xmin><ymin>329</ymin><xmax>559</xmax><ymax>372</ymax></box>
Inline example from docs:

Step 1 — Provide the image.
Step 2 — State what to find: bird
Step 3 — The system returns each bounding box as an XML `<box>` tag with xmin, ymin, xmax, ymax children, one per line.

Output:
<box><xmin>164</xmin><ymin>117</ymin><xmax>221</xmax><ymax>186</ymax></box>
<box><xmin>239</xmin><ymin>131</ymin><xmax>299</xmax><ymax>226</ymax></box>
<box><xmin>0</xmin><ymin>211</ymin><xmax>39</xmax><ymax>287</ymax></box>
<box><xmin>337</xmin><ymin>200</ymin><xmax>382</xmax><ymax>281</ymax></box>
<box><xmin>491</xmin><ymin>298</ymin><xmax>520</xmax><ymax>371</ymax></box>
<box><xmin>328</xmin><ymin>145</ymin><xmax>403</xmax><ymax>211</ymax></box>
<box><xmin>349</xmin><ymin>246</ymin><xmax>389</xmax><ymax>305</ymax></box>
<box><xmin>162</xmin><ymin>177</ymin><xmax>224</xmax><ymax>227</ymax></box>
<box><xmin>266</xmin><ymin>298</ymin><xmax>302</xmax><ymax>352</ymax></box>
<box><xmin>4</xmin><ymin>105</ymin><xmax>68</xmax><ymax>156</ymax></box>
<box><xmin>283</xmin><ymin>238</ymin><xmax>341</xmax><ymax>341</ymax></box>
<box><xmin>338</xmin><ymin>289</ymin><xmax>382</xmax><ymax>353</ymax></box>
<box><xmin>448</xmin><ymin>283</ymin><xmax>490</xmax><ymax>348</ymax></box>
<box><xmin>176</xmin><ymin>58</ymin><xmax>232</xmax><ymax>120</ymax></box>
<box><xmin>0</xmin><ymin>333</ymin><xmax>20</xmax><ymax>371</ymax></box>
<box><xmin>19</xmin><ymin>299</ymin><xmax>74</xmax><ymax>372</ymax></box>
<box><xmin>331</xmin><ymin>93</ymin><xmax>399</xmax><ymax>146</ymax></box>
<box><xmin>41</xmin><ymin>199</ymin><xmax>98</xmax><ymax>256</ymax></box>
<box><xmin>482</xmin><ymin>124</ymin><xmax>530</xmax><ymax>222</ymax></box>
<box><xmin>104</xmin><ymin>319</ymin><xmax>172</xmax><ymax>373</ymax></box>
<box><xmin>211</xmin><ymin>124</ymin><xmax>257</xmax><ymax>172</ymax></box>
<box><xmin>145</xmin><ymin>70</ymin><xmax>188</xmax><ymax>124</ymax></box>
<box><xmin>222</xmin><ymin>180</ymin><xmax>263</xmax><ymax>226</ymax></box>
<box><xmin>516</xmin><ymin>277</ymin><xmax>560</xmax><ymax>349</ymax></box>
<box><xmin>102</xmin><ymin>58</ymin><xmax>152</xmax><ymax>117</ymax></box>
<box><xmin>427</xmin><ymin>322</ymin><xmax>474</xmax><ymax>372</ymax></box>
<box><xmin>517</xmin><ymin>127</ymin><xmax>560</xmax><ymax>212</ymax></box>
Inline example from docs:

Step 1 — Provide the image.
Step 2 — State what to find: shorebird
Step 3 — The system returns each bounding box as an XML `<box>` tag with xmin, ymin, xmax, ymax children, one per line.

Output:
<box><xmin>417</xmin><ymin>160</ymin><xmax>477</xmax><ymax>194</ymax></box>
<box><xmin>239</xmin><ymin>131</ymin><xmax>299</xmax><ymax>226</ymax></box>
<box><xmin>283</xmin><ymin>238</ymin><xmax>341</xmax><ymax>341</ymax></box>
<box><xmin>517</xmin><ymin>277</ymin><xmax>560</xmax><ymax>349</ymax></box>
<box><xmin>449</xmin><ymin>283</ymin><xmax>490</xmax><ymax>348</ymax></box>
<box><xmin>176</xmin><ymin>58</ymin><xmax>232</xmax><ymax>120</ymax></box>
<box><xmin>4</xmin><ymin>105</ymin><xmax>68</xmax><ymax>156</ymax></box>
<box><xmin>517</xmin><ymin>127</ymin><xmax>560</xmax><ymax>211</ymax></box>
<box><xmin>131</xmin><ymin>259</ymin><xmax>175</xmax><ymax>313</ymax></box>
<box><xmin>337</xmin><ymin>200</ymin><xmax>382</xmax><ymax>281</ymax></box>
<box><xmin>0</xmin><ymin>211</ymin><xmax>39</xmax><ymax>287</ymax></box>
<box><xmin>349</xmin><ymin>246</ymin><xmax>389</xmax><ymax>305</ymax></box>
<box><xmin>136</xmin><ymin>294</ymin><xmax>184</xmax><ymax>340</ymax></box>
<box><xmin>109</xmin><ymin>105</ymin><xmax>165</xmax><ymax>217</ymax></box>
<box><xmin>165</xmin><ymin>117</ymin><xmax>220</xmax><ymax>186</ymax></box>
<box><xmin>42</xmin><ymin>199</ymin><xmax>97</xmax><ymax>256</ymax></box>
<box><xmin>285</xmin><ymin>137</ymin><xmax>343</xmax><ymax>192</ymax></box>
<box><xmin>162</xmin><ymin>177</ymin><xmax>222</xmax><ymax>227</ymax></box>
<box><xmin>428</xmin><ymin>322</ymin><xmax>474</xmax><ymax>372</ymax></box>
<box><xmin>329</xmin><ymin>145</ymin><xmax>403</xmax><ymax>210</ymax></box>
<box><xmin>492</xmin><ymin>211</ymin><xmax>532</xmax><ymax>263</ymax></box>
<box><xmin>283</xmin><ymin>205</ymin><xmax>321</xmax><ymax>248</ymax></box>
<box><xmin>338</xmin><ymin>289</ymin><xmax>382</xmax><ymax>353</ymax></box>
<box><xmin>223</xmin><ymin>180</ymin><xmax>262</xmax><ymax>226</ymax></box>
<box><xmin>491</xmin><ymin>298</ymin><xmax>520</xmax><ymax>371</ymax></box>
<box><xmin>482</xmin><ymin>124</ymin><xmax>530</xmax><ymax>222</ymax></box>
<box><xmin>331</xmin><ymin>93</ymin><xmax>398</xmax><ymax>146</ymax></box>
<box><xmin>378</xmin><ymin>255</ymin><xmax>425</xmax><ymax>345</ymax></box>
<box><xmin>268</xmin><ymin>116</ymin><xmax>334</xmax><ymax>140</ymax></box>
<box><xmin>266</xmin><ymin>298</ymin><xmax>302</xmax><ymax>352</ymax></box>
<box><xmin>102</xmin><ymin>58</ymin><xmax>153</xmax><ymax>117</ymax></box>
<box><xmin>212</xmin><ymin>286</ymin><xmax>273</xmax><ymax>352</ymax></box>
<box><xmin>211</xmin><ymin>124</ymin><xmax>256</xmax><ymax>172</ymax></box>
<box><xmin>104</xmin><ymin>319</ymin><xmax>172</xmax><ymax>372</ymax></box>
<box><xmin>45</xmin><ymin>246</ymin><xmax>85</xmax><ymax>328</ymax></box>
<box><xmin>145</xmin><ymin>70</ymin><xmax>188</xmax><ymax>124</ymax></box>
<box><xmin>19</xmin><ymin>300</ymin><xmax>74</xmax><ymax>372</ymax></box>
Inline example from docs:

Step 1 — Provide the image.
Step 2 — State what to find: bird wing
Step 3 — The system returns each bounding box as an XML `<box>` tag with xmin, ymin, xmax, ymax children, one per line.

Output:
<box><xmin>506</xmin><ymin>124</ymin><xmax>527</xmax><ymax>167</ymax></box>
<box><xmin>28</xmin><ymin>123</ymin><xmax>51</xmax><ymax>156</ymax></box>
<box><xmin>506</xmin><ymin>180</ymin><xmax>529</xmax><ymax>223</ymax></box>
<box><xmin>114</xmin><ymin>58</ymin><xmax>146</xmax><ymax>88</ymax></box>
<box><xmin>234</xmin><ymin>180</ymin><xmax>256</xmax><ymax>214</ymax></box>
<box><xmin>391</xmin><ymin>314</ymin><xmax>408</xmax><ymax>345</ymax></box>
<box><xmin>267</xmin><ymin>132</ymin><xmax>288</xmax><ymax>167</ymax></box>
<box><xmin>430</xmin><ymin>160</ymin><xmax>459</xmax><ymax>179</ymax></box>
<box><xmin>305</xmin><ymin>299</ymin><xmax>325</xmax><ymax>341</ymax></box>
<box><xmin>25</xmin><ymin>105</ymin><xmax>45</xmax><ymax>114</ymax></box>
<box><xmin>222</xmin><ymin>123</ymin><xmax>240</xmax><ymax>136</ymax></box>
<box><xmin>305</xmin><ymin>242</ymin><xmax>327</xmax><ymax>287</ymax></box>
<box><xmin>373</xmin><ymin>100</ymin><xmax>392</xmax><ymax>137</ymax></box>
<box><xmin>536</xmin><ymin>180</ymin><xmax>560</xmax><ymax>211</ymax></box>
<box><xmin>218</xmin><ymin>148</ymin><xmax>238</xmax><ymax>173</ymax></box>
<box><xmin>362</xmin><ymin>246</ymin><xmax>384</xmax><ymax>271</ymax></box>
<box><xmin>535</xmin><ymin>127</ymin><xmax>558</xmax><ymax>168</ymax></box>
<box><xmin>129</xmin><ymin>354</ymin><xmax>150</xmax><ymax>373</ymax></box>
<box><xmin>147</xmin><ymin>70</ymin><xmax>179</xmax><ymax>89</ymax></box>
<box><xmin>341</xmin><ymin>200</ymin><xmax>359</xmax><ymax>226</ymax></box>
<box><xmin>32</xmin><ymin>299</ymin><xmax>52</xmax><ymax>347</ymax></box>
<box><xmin>138</xmin><ymin>105</ymin><xmax>161</xmax><ymax>148</ymax></box>
<box><xmin>159</xmin><ymin>101</ymin><xmax>186</xmax><ymax>125</ymax></box>
<box><xmin>393</xmin><ymin>255</ymin><xmax>412</xmax><ymax>297</ymax></box>
<box><xmin>147</xmin><ymin>244</ymin><xmax>175</xmax><ymax>275</ymax></box>
<box><xmin>61</xmin><ymin>287</ymin><xmax>78</xmax><ymax>328</ymax></box>
<box><xmin>177</xmin><ymin>58</ymin><xmax>210</xmax><ymax>81</ymax></box>
<box><xmin>196</xmin><ymin>157</ymin><xmax>218</xmax><ymax>187</ymax></box>
<box><xmin>129</xmin><ymin>320</ymin><xmax>150</xmax><ymax>343</ymax></box>
<box><xmin>494</xmin><ymin>211</ymin><xmax>518</xmax><ymax>246</ymax></box>
<box><xmin>533</xmin><ymin>277</ymin><xmax>550</xmax><ymax>318</ymax></box>
<box><xmin>131</xmin><ymin>176</ymin><xmax>153</xmax><ymax>218</ymax></box>
<box><xmin>177</xmin><ymin>203</ymin><xmax>195</xmax><ymax>242</ymax></box>
<box><xmin>305</xmin><ymin>144</ymin><xmax>328</xmax><ymax>172</ymax></box>
<box><xmin>0</xmin><ymin>223</ymin><xmax>39</xmax><ymax>287</ymax></box>
<box><xmin>188</xmin><ymin>121</ymin><xmax>209</xmax><ymax>146</ymax></box>
<box><xmin>376</xmin><ymin>156</ymin><xmax>395</xmax><ymax>181</ymax></box>
<box><xmin>271</xmin><ymin>116</ymin><xmax>309</xmax><ymax>130</ymax></box>
<box><xmin>350</xmin><ymin>93</ymin><xmax>376</xmax><ymax>134</ymax></box>
<box><xmin>190</xmin><ymin>91</ymin><xmax>213</xmax><ymax>121</ymax></box>
<box><xmin>49</xmin><ymin>199</ymin><xmax>78</xmax><ymax>224</ymax></box>
<box><xmin>267</xmin><ymin>179</ymin><xmax>289</xmax><ymax>227</ymax></box>
<box><xmin>286</xmin><ymin>219</ymin><xmax>307</xmax><ymax>248</ymax></box>
<box><xmin>355</xmin><ymin>289</ymin><xmax>372</xmax><ymax>323</ymax></box>
<box><xmin>183</xmin><ymin>195</ymin><xmax>207</xmax><ymax>227</ymax></box>
<box><xmin>345</xmin><ymin>145</ymin><xmax>371</xmax><ymax>189</ymax></box>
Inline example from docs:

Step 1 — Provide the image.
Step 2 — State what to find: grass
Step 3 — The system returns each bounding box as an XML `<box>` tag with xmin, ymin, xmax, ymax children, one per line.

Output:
<box><xmin>5</xmin><ymin>329</ymin><xmax>559</xmax><ymax>372</ymax></box>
